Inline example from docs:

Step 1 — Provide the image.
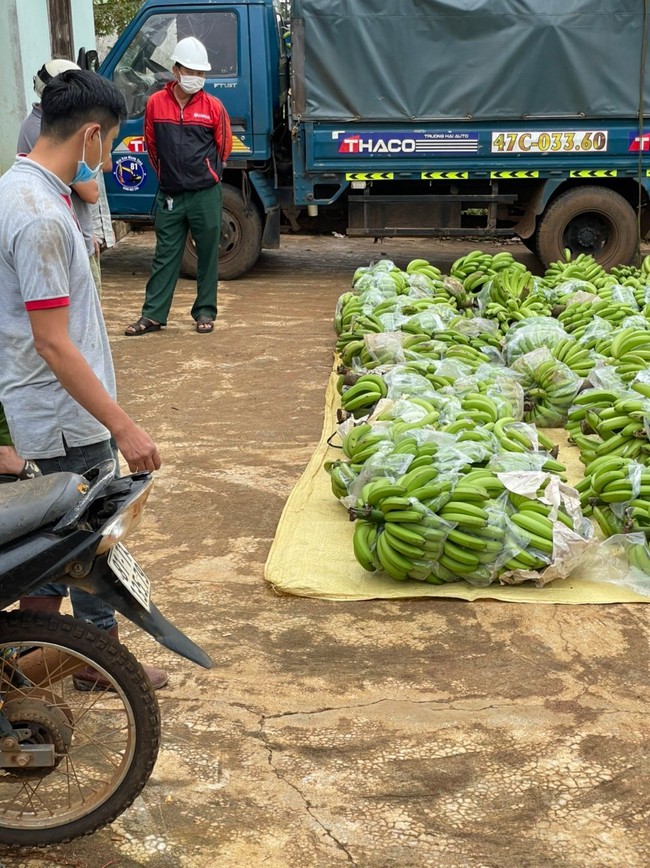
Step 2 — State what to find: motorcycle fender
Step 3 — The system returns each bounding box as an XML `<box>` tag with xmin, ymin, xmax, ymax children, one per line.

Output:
<box><xmin>70</xmin><ymin>557</ymin><xmax>213</xmax><ymax>670</ymax></box>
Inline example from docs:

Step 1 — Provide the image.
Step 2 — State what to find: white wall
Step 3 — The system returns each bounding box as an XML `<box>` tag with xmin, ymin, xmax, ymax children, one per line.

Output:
<box><xmin>0</xmin><ymin>0</ymin><xmax>97</xmax><ymax>172</ymax></box>
<box><xmin>70</xmin><ymin>0</ymin><xmax>97</xmax><ymax>59</ymax></box>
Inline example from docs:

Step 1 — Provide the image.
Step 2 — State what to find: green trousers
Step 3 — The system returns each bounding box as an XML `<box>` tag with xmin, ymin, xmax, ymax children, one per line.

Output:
<box><xmin>0</xmin><ymin>403</ymin><xmax>12</xmax><ymax>447</ymax></box>
<box><xmin>142</xmin><ymin>184</ymin><xmax>223</xmax><ymax>325</ymax></box>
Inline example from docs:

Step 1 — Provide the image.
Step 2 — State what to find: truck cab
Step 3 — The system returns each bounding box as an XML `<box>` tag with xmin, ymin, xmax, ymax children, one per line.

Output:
<box><xmin>100</xmin><ymin>0</ymin><xmax>287</xmax><ymax>278</ymax></box>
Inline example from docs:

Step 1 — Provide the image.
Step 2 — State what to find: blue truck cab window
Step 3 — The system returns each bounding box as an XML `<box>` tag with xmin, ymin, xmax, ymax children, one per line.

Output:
<box><xmin>111</xmin><ymin>11</ymin><xmax>238</xmax><ymax>119</ymax></box>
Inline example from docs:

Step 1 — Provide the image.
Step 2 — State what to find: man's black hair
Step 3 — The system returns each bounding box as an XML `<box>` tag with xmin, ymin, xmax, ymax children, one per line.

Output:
<box><xmin>40</xmin><ymin>69</ymin><xmax>127</xmax><ymax>139</ymax></box>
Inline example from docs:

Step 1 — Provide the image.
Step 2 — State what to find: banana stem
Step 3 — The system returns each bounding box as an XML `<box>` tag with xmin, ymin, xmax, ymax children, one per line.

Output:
<box><xmin>348</xmin><ymin>506</ymin><xmax>385</xmax><ymax>524</ymax></box>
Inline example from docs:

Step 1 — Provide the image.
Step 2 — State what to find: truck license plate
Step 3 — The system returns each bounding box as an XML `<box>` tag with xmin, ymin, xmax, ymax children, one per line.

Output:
<box><xmin>107</xmin><ymin>543</ymin><xmax>151</xmax><ymax>611</ymax></box>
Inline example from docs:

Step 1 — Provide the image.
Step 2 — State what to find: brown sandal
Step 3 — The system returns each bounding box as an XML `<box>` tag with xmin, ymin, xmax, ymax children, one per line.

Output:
<box><xmin>124</xmin><ymin>316</ymin><xmax>162</xmax><ymax>336</ymax></box>
<box><xmin>196</xmin><ymin>317</ymin><xmax>214</xmax><ymax>334</ymax></box>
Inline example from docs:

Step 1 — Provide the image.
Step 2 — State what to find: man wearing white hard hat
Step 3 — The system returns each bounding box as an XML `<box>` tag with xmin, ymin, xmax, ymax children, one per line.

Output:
<box><xmin>125</xmin><ymin>36</ymin><xmax>232</xmax><ymax>336</ymax></box>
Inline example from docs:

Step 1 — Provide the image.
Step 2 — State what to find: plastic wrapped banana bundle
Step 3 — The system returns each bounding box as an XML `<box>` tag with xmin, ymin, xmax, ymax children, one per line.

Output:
<box><xmin>328</xmin><ymin>251</ymin><xmax>650</xmax><ymax>590</ymax></box>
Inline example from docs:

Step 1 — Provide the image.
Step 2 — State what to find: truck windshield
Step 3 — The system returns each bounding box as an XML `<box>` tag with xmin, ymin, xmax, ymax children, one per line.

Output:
<box><xmin>111</xmin><ymin>11</ymin><xmax>238</xmax><ymax>118</ymax></box>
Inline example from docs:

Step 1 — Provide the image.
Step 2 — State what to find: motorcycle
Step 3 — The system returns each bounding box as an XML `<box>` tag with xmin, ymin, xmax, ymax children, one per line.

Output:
<box><xmin>0</xmin><ymin>460</ymin><xmax>212</xmax><ymax>846</ymax></box>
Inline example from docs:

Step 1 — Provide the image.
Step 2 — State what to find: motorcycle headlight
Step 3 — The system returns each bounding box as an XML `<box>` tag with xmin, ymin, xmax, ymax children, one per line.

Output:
<box><xmin>95</xmin><ymin>478</ymin><xmax>154</xmax><ymax>555</ymax></box>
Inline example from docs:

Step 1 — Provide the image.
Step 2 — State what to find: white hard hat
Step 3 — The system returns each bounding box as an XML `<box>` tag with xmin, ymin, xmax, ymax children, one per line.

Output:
<box><xmin>170</xmin><ymin>36</ymin><xmax>211</xmax><ymax>72</ymax></box>
<box><xmin>34</xmin><ymin>58</ymin><xmax>79</xmax><ymax>97</ymax></box>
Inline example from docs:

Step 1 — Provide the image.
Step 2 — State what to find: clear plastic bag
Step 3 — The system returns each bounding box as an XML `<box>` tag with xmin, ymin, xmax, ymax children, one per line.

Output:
<box><xmin>620</xmin><ymin>314</ymin><xmax>649</xmax><ymax>331</ymax></box>
<box><xmin>577</xmin><ymin>316</ymin><xmax>613</xmax><ymax>345</ymax></box>
<box><xmin>488</xmin><ymin>452</ymin><xmax>549</xmax><ymax>474</ymax></box>
<box><xmin>452</xmin><ymin>317</ymin><xmax>501</xmax><ymax>338</ymax></box>
<box><xmin>559</xmin><ymin>287</ymin><xmax>600</xmax><ymax>305</ymax></box>
<box><xmin>405</xmin><ymin>304</ymin><xmax>458</xmax><ymax>333</ymax></box>
<box><xmin>406</xmin><ymin>273</ymin><xmax>437</xmax><ymax>296</ymax></box>
<box><xmin>383</xmin><ymin>369</ymin><xmax>438</xmax><ymax>400</ymax></box>
<box><xmin>363</xmin><ymin>332</ymin><xmax>406</xmax><ymax>366</ymax></box>
<box><xmin>585</xmin><ymin>365</ymin><xmax>628</xmax><ymax>392</ymax></box>
<box><xmin>610</xmin><ymin>285</ymin><xmax>639</xmax><ymax>308</ymax></box>
<box><xmin>504</xmin><ymin>317</ymin><xmax>570</xmax><ymax>364</ymax></box>
<box><xmin>512</xmin><ymin>347</ymin><xmax>582</xmax><ymax>427</ymax></box>
<box><xmin>572</xmin><ymin>533</ymin><xmax>650</xmax><ymax>597</ymax></box>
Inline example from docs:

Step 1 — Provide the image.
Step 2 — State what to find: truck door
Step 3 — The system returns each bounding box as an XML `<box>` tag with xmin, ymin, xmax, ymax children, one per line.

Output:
<box><xmin>101</xmin><ymin>6</ymin><xmax>252</xmax><ymax>217</ymax></box>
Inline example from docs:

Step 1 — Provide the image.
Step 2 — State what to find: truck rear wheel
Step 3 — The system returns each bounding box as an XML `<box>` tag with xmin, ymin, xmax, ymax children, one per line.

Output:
<box><xmin>535</xmin><ymin>186</ymin><xmax>637</xmax><ymax>270</ymax></box>
<box><xmin>181</xmin><ymin>184</ymin><xmax>263</xmax><ymax>281</ymax></box>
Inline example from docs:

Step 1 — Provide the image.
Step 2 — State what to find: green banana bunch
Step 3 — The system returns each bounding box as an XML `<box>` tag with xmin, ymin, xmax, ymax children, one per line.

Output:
<box><xmin>340</xmin><ymin>374</ymin><xmax>388</xmax><ymax>416</ymax></box>
<box><xmin>349</xmin><ymin>493</ymin><xmax>449</xmax><ymax>581</ymax></box>
<box><xmin>443</xmin><ymin>343</ymin><xmax>492</xmax><ymax>371</ymax></box>
<box><xmin>337</xmin><ymin>338</ymin><xmax>366</xmax><ymax>367</ymax></box>
<box><xmin>574</xmin><ymin>395</ymin><xmax>650</xmax><ymax>466</ymax></box>
<box><xmin>460</xmin><ymin>393</ymin><xmax>501</xmax><ymax>426</ymax></box>
<box><xmin>334</xmin><ymin>292</ymin><xmax>362</xmax><ymax>335</ymax></box>
<box><xmin>507</xmin><ymin>493</ymin><xmax>575</xmax><ymax>530</ymax></box>
<box><xmin>467</xmin><ymin>330</ymin><xmax>505</xmax><ymax>351</ymax></box>
<box><xmin>565</xmin><ymin>388</ymin><xmax>623</xmax><ymax>442</ymax></box>
<box><xmin>508</xmin><ymin>509</ymin><xmax>555</xmax><ymax>556</ymax></box>
<box><xmin>590</xmin><ymin>504</ymin><xmax>625</xmax><ymax>537</ymax></box>
<box><xmin>557</xmin><ymin>300</ymin><xmax>599</xmax><ymax>335</ymax></box>
<box><xmin>626</xmin><ymin>539</ymin><xmax>650</xmax><ymax>575</ymax></box>
<box><xmin>406</xmin><ymin>258</ymin><xmax>443</xmax><ymax>283</ymax></box>
<box><xmin>352</xmin><ymin>519</ymin><xmax>381</xmax><ymax>571</ymax></box>
<box><xmin>488</xmin><ymin>268</ymin><xmax>534</xmax><ymax>307</ymax></box>
<box><xmin>598</xmin><ymin>279</ymin><xmax>646</xmax><ymax>308</ymax></box>
<box><xmin>493</xmin><ymin>417</ymin><xmax>538</xmax><ymax>453</ymax></box>
<box><xmin>504</xmin><ymin>319</ymin><xmax>570</xmax><ymax>362</ymax></box>
<box><xmin>551</xmin><ymin>338</ymin><xmax>595</xmax><ymax>377</ymax></box>
<box><xmin>604</xmin><ymin>326</ymin><xmax>650</xmax><ymax>382</ymax></box>
<box><xmin>341</xmin><ymin>422</ymin><xmax>393</xmax><ymax>469</ymax></box>
<box><xmin>451</xmin><ymin>250</ymin><xmax>524</xmax><ymax>284</ymax></box>
<box><xmin>558</xmin><ymin>299</ymin><xmax>638</xmax><ymax>339</ymax></box>
<box><xmin>610</xmin><ymin>261</ymin><xmax>650</xmax><ymax>286</ymax></box>
<box><xmin>543</xmin><ymin>252</ymin><xmax>607</xmax><ymax>290</ymax></box>
<box><xmin>325</xmin><ymin>460</ymin><xmax>358</xmax><ymax>499</ymax></box>
<box><xmin>335</xmin><ymin>312</ymin><xmax>386</xmax><ymax>353</ymax></box>
<box><xmin>519</xmin><ymin>358</ymin><xmax>581</xmax><ymax>428</ymax></box>
<box><xmin>450</xmin><ymin>250</ymin><xmax>496</xmax><ymax>281</ymax></box>
<box><xmin>577</xmin><ymin>455</ymin><xmax>646</xmax><ymax>507</ymax></box>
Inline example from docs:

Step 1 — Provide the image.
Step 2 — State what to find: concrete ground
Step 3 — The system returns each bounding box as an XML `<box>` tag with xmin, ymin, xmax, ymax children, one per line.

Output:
<box><xmin>2</xmin><ymin>233</ymin><xmax>650</xmax><ymax>868</ymax></box>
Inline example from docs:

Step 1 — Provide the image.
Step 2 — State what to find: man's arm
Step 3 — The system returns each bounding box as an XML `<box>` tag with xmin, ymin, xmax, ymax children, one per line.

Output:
<box><xmin>213</xmin><ymin>102</ymin><xmax>233</xmax><ymax>165</ymax></box>
<box><xmin>144</xmin><ymin>98</ymin><xmax>159</xmax><ymax>175</ymax></box>
<box><xmin>28</xmin><ymin>307</ymin><xmax>161</xmax><ymax>472</ymax></box>
<box><xmin>71</xmin><ymin>179</ymin><xmax>99</xmax><ymax>204</ymax></box>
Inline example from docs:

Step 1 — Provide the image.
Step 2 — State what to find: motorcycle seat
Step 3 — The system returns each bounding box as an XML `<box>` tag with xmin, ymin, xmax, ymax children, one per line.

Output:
<box><xmin>0</xmin><ymin>473</ymin><xmax>88</xmax><ymax>546</ymax></box>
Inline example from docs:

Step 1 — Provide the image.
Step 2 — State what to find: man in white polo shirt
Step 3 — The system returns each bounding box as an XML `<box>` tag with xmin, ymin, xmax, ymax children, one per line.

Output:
<box><xmin>0</xmin><ymin>70</ymin><xmax>167</xmax><ymax>690</ymax></box>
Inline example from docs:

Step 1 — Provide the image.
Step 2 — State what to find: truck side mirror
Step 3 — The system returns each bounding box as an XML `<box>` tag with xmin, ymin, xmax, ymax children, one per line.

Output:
<box><xmin>77</xmin><ymin>48</ymin><xmax>100</xmax><ymax>72</ymax></box>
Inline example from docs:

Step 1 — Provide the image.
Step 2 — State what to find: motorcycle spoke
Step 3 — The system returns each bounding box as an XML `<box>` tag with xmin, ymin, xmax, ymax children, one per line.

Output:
<box><xmin>0</xmin><ymin>646</ymin><xmax>134</xmax><ymax>819</ymax></box>
<box><xmin>0</xmin><ymin>618</ymin><xmax>159</xmax><ymax>843</ymax></box>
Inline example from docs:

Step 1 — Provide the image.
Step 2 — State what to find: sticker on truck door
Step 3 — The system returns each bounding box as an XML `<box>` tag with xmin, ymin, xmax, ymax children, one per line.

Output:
<box><xmin>114</xmin><ymin>136</ymin><xmax>147</xmax><ymax>154</ymax></box>
<box><xmin>491</xmin><ymin>131</ymin><xmax>608</xmax><ymax>153</ymax></box>
<box><xmin>113</xmin><ymin>156</ymin><xmax>147</xmax><ymax>191</ymax></box>
<box><xmin>334</xmin><ymin>131</ymin><xmax>479</xmax><ymax>154</ymax></box>
<box><xmin>629</xmin><ymin>132</ymin><xmax>650</xmax><ymax>151</ymax></box>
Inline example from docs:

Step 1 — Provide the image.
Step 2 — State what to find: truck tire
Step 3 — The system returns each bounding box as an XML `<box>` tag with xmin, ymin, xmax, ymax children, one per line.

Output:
<box><xmin>535</xmin><ymin>186</ymin><xmax>637</xmax><ymax>270</ymax></box>
<box><xmin>181</xmin><ymin>183</ymin><xmax>263</xmax><ymax>281</ymax></box>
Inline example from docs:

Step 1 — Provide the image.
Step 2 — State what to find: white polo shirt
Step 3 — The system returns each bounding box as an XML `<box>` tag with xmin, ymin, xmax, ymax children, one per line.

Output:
<box><xmin>0</xmin><ymin>158</ymin><xmax>115</xmax><ymax>458</ymax></box>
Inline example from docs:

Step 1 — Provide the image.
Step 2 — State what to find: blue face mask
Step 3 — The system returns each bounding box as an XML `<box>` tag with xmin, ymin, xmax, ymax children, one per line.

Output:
<box><xmin>70</xmin><ymin>127</ymin><xmax>103</xmax><ymax>185</ymax></box>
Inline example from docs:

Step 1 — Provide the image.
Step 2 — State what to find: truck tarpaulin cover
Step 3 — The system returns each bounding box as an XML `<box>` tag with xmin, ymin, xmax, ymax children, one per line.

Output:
<box><xmin>290</xmin><ymin>0</ymin><xmax>649</xmax><ymax>122</ymax></box>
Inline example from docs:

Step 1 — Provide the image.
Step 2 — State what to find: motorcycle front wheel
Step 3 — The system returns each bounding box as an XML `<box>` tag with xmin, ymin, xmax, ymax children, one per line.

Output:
<box><xmin>0</xmin><ymin>612</ymin><xmax>160</xmax><ymax>846</ymax></box>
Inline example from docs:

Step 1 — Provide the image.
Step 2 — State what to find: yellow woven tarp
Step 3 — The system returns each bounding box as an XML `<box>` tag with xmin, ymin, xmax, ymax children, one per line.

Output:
<box><xmin>265</xmin><ymin>373</ymin><xmax>650</xmax><ymax>603</ymax></box>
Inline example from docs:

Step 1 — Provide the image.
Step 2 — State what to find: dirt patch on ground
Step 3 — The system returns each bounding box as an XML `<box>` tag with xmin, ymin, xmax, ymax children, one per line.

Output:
<box><xmin>4</xmin><ymin>233</ymin><xmax>649</xmax><ymax>867</ymax></box>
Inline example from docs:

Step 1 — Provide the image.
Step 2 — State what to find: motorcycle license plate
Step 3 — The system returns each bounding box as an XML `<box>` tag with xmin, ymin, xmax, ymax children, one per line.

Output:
<box><xmin>107</xmin><ymin>543</ymin><xmax>151</xmax><ymax>611</ymax></box>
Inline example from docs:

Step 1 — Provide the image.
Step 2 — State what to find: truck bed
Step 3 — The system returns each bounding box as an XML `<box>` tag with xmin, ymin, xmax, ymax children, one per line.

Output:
<box><xmin>291</xmin><ymin>0</ymin><xmax>649</xmax><ymax>123</ymax></box>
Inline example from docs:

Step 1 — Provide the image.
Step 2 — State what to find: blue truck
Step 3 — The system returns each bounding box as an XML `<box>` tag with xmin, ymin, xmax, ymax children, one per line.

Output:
<box><xmin>96</xmin><ymin>0</ymin><xmax>650</xmax><ymax>278</ymax></box>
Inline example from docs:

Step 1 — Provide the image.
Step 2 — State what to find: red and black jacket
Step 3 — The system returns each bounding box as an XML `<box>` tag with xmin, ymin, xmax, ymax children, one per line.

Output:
<box><xmin>144</xmin><ymin>81</ymin><xmax>232</xmax><ymax>195</ymax></box>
